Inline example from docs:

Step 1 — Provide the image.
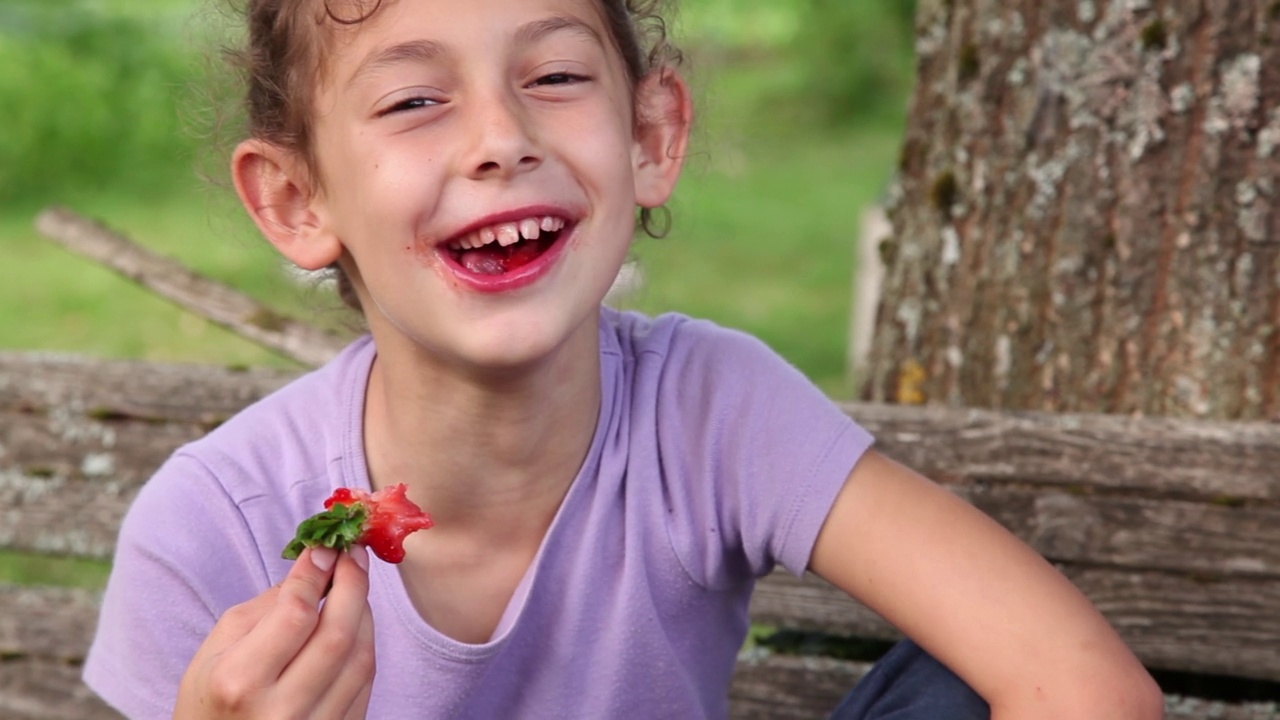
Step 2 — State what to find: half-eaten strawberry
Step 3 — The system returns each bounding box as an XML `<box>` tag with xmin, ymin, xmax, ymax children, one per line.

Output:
<box><xmin>282</xmin><ymin>483</ymin><xmax>434</xmax><ymax>564</ymax></box>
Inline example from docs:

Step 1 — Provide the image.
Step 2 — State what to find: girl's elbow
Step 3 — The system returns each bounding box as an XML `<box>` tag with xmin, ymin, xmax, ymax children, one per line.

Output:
<box><xmin>1126</xmin><ymin>671</ymin><xmax>1167</xmax><ymax>717</ymax></box>
<box><xmin>994</xmin><ymin>665</ymin><xmax>1166</xmax><ymax>720</ymax></box>
<box><xmin>1071</xmin><ymin>666</ymin><xmax>1165</xmax><ymax>720</ymax></box>
<box><xmin>1120</xmin><ymin>670</ymin><xmax>1167</xmax><ymax>720</ymax></box>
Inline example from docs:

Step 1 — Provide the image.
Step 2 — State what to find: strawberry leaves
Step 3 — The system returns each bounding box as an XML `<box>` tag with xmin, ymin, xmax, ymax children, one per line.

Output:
<box><xmin>282</xmin><ymin>483</ymin><xmax>434</xmax><ymax>564</ymax></box>
<box><xmin>281</xmin><ymin>501</ymin><xmax>369</xmax><ymax>560</ymax></box>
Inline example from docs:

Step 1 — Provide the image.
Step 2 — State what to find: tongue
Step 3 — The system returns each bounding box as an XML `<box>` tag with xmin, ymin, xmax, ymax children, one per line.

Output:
<box><xmin>459</xmin><ymin>247</ymin><xmax>507</xmax><ymax>276</ymax></box>
<box><xmin>457</xmin><ymin>239</ymin><xmax>547</xmax><ymax>276</ymax></box>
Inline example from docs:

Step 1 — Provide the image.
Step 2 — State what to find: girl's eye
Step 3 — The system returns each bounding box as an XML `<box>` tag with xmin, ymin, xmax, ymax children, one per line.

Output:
<box><xmin>531</xmin><ymin>72</ymin><xmax>590</xmax><ymax>87</ymax></box>
<box><xmin>378</xmin><ymin>96</ymin><xmax>442</xmax><ymax>117</ymax></box>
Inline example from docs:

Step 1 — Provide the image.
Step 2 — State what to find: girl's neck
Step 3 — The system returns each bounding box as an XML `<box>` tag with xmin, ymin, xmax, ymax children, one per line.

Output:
<box><xmin>360</xmin><ymin>317</ymin><xmax>602</xmax><ymax>543</ymax></box>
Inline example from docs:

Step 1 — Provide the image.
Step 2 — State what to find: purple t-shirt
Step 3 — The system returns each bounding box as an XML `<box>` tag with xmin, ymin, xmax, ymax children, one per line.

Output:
<box><xmin>84</xmin><ymin>309</ymin><xmax>874</xmax><ymax>719</ymax></box>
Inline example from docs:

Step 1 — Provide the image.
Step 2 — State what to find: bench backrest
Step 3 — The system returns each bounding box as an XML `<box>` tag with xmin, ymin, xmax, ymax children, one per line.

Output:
<box><xmin>2</xmin><ymin>352</ymin><xmax>1278</xmax><ymax>719</ymax></box>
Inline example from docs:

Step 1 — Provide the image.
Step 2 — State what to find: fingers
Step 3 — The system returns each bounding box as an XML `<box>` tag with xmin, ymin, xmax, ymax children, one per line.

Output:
<box><xmin>280</xmin><ymin>545</ymin><xmax>376</xmax><ymax>714</ymax></box>
<box><xmin>281</xmin><ymin>548</ymin><xmax>375</xmax><ymax>717</ymax></box>
<box><xmin>330</xmin><ymin>603</ymin><xmax>376</xmax><ymax>720</ymax></box>
<box><xmin>342</xmin><ymin>678</ymin><xmax>376</xmax><ymax>720</ymax></box>
<box><xmin>175</xmin><ymin>547</ymin><xmax>340</xmax><ymax>717</ymax></box>
<box><xmin>227</xmin><ymin>546</ymin><xmax>340</xmax><ymax>677</ymax></box>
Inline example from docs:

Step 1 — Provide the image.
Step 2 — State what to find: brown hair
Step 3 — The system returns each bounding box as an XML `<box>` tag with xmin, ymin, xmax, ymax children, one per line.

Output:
<box><xmin>225</xmin><ymin>0</ymin><xmax>683</xmax><ymax>311</ymax></box>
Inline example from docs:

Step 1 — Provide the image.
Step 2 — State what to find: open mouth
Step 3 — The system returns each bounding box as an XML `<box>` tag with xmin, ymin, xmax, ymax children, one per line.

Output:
<box><xmin>445</xmin><ymin>215</ymin><xmax>568</xmax><ymax>276</ymax></box>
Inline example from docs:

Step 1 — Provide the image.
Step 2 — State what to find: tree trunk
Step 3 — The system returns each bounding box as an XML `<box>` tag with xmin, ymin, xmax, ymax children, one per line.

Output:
<box><xmin>865</xmin><ymin>0</ymin><xmax>1280</xmax><ymax>420</ymax></box>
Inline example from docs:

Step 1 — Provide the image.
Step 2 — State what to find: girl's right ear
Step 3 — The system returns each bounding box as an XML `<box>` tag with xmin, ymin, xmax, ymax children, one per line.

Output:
<box><xmin>231</xmin><ymin>139</ymin><xmax>344</xmax><ymax>271</ymax></box>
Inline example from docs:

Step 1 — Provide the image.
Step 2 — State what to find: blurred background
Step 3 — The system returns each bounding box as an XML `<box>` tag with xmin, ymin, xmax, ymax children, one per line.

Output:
<box><xmin>0</xmin><ymin>0</ymin><xmax>917</xmax><ymax>398</ymax></box>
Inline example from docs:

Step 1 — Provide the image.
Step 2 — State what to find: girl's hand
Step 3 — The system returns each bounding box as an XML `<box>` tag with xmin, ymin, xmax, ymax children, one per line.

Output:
<box><xmin>174</xmin><ymin>546</ymin><xmax>376</xmax><ymax>719</ymax></box>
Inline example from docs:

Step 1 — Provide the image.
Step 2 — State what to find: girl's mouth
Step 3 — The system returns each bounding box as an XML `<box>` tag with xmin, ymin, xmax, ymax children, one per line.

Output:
<box><xmin>444</xmin><ymin>215</ymin><xmax>567</xmax><ymax>276</ymax></box>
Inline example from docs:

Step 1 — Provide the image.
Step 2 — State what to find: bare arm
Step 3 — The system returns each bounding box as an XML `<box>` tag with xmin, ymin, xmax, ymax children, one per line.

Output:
<box><xmin>809</xmin><ymin>450</ymin><xmax>1164</xmax><ymax>720</ymax></box>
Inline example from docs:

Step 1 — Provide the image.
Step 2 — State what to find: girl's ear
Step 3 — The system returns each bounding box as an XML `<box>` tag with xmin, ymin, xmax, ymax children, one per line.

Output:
<box><xmin>632</xmin><ymin>69</ymin><xmax>694</xmax><ymax>209</ymax></box>
<box><xmin>231</xmin><ymin>139</ymin><xmax>343</xmax><ymax>271</ymax></box>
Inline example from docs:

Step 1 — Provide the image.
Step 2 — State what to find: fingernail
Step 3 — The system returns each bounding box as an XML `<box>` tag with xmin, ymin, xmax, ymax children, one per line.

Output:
<box><xmin>351</xmin><ymin>544</ymin><xmax>370</xmax><ymax>572</ymax></box>
<box><xmin>310</xmin><ymin>547</ymin><xmax>338</xmax><ymax>572</ymax></box>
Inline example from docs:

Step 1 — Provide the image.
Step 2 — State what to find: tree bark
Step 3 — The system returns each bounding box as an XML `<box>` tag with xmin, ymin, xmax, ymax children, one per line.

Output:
<box><xmin>865</xmin><ymin>0</ymin><xmax>1280</xmax><ymax>420</ymax></box>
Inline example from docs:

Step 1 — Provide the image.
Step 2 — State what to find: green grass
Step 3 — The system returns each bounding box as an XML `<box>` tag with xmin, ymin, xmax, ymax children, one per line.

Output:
<box><xmin>0</xmin><ymin>550</ymin><xmax>112</xmax><ymax>589</ymax></box>
<box><xmin>1</xmin><ymin>189</ymin><xmax>311</xmax><ymax>368</ymax></box>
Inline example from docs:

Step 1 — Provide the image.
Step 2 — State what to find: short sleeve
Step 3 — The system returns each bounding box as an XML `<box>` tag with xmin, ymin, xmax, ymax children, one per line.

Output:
<box><xmin>83</xmin><ymin>452</ymin><xmax>272</xmax><ymax>719</ymax></box>
<box><xmin>655</xmin><ymin>320</ymin><xmax>875</xmax><ymax>586</ymax></box>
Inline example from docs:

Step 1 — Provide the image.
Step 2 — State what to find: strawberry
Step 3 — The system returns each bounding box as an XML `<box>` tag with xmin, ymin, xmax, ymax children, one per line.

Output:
<box><xmin>282</xmin><ymin>483</ymin><xmax>434</xmax><ymax>564</ymax></box>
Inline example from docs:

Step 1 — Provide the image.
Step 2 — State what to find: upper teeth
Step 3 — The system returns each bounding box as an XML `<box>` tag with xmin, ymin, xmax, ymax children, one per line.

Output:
<box><xmin>451</xmin><ymin>216</ymin><xmax>566</xmax><ymax>250</ymax></box>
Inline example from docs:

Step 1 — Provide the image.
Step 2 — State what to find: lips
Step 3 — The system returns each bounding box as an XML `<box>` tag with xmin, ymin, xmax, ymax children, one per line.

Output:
<box><xmin>436</xmin><ymin>208</ymin><xmax>577</xmax><ymax>292</ymax></box>
<box><xmin>445</xmin><ymin>214</ymin><xmax>567</xmax><ymax>276</ymax></box>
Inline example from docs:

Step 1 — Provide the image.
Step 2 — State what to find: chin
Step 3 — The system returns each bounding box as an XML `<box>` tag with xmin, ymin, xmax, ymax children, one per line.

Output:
<box><xmin>445</xmin><ymin>311</ymin><xmax>595</xmax><ymax>373</ymax></box>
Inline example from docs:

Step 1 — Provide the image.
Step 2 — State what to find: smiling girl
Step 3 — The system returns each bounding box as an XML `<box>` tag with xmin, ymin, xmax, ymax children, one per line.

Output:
<box><xmin>83</xmin><ymin>1</ymin><xmax>1164</xmax><ymax>718</ymax></box>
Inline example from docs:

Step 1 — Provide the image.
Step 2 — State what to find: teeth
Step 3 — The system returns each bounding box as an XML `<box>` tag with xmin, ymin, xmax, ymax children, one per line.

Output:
<box><xmin>450</xmin><ymin>216</ymin><xmax>567</xmax><ymax>250</ymax></box>
<box><xmin>496</xmin><ymin>223</ymin><xmax>521</xmax><ymax>247</ymax></box>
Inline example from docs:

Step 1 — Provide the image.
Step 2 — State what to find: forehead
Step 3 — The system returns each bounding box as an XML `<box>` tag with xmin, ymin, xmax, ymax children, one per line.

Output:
<box><xmin>315</xmin><ymin>0</ymin><xmax>617</xmax><ymax>78</ymax></box>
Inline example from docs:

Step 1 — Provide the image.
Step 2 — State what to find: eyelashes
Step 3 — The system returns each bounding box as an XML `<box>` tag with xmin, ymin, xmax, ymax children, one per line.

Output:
<box><xmin>375</xmin><ymin>72</ymin><xmax>594</xmax><ymax>118</ymax></box>
<box><xmin>378</xmin><ymin>96</ymin><xmax>443</xmax><ymax>116</ymax></box>
<box><xmin>529</xmin><ymin>72</ymin><xmax>591</xmax><ymax>87</ymax></box>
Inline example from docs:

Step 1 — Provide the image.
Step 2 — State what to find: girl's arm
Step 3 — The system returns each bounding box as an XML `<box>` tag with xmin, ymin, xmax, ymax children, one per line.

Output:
<box><xmin>809</xmin><ymin>450</ymin><xmax>1165</xmax><ymax>720</ymax></box>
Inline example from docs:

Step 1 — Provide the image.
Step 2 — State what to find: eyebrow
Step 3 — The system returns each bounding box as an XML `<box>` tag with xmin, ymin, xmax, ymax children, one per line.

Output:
<box><xmin>347</xmin><ymin>15</ymin><xmax>605</xmax><ymax>88</ymax></box>
<box><xmin>513</xmin><ymin>15</ymin><xmax>606</xmax><ymax>50</ymax></box>
<box><xmin>349</xmin><ymin>38</ymin><xmax>446</xmax><ymax>87</ymax></box>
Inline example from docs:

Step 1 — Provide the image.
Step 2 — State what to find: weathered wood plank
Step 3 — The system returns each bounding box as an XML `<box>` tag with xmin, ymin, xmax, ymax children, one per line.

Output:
<box><xmin>5</xmin><ymin>351</ymin><xmax>1277</xmax><ymax>502</ymax></box>
<box><xmin>0</xmin><ymin>660</ymin><xmax>121</xmax><ymax>720</ymax></box>
<box><xmin>752</xmin><ymin>569</ymin><xmax>1280</xmax><ymax>683</ymax></box>
<box><xmin>0</xmin><ymin>475</ymin><xmax>133</xmax><ymax>560</ymax></box>
<box><xmin>1162</xmin><ymin>696</ymin><xmax>1280</xmax><ymax>720</ymax></box>
<box><xmin>3</xmin><ymin>351</ymin><xmax>1279</xmax><ymax>702</ymax></box>
<box><xmin>0</xmin><ymin>355</ymin><xmax>296</xmax><ymax>559</ymax></box>
<box><xmin>848</xmin><ymin>402</ymin><xmax>1280</xmax><ymax>502</ymax></box>
<box><xmin>0</xmin><ymin>586</ymin><xmax>119</xmax><ymax>719</ymax></box>
<box><xmin>4</xmin><ymin>584</ymin><xmax>1275</xmax><ymax>718</ymax></box>
<box><xmin>0</xmin><ymin>352</ymin><xmax>295</xmax><ymax>423</ymax></box>
<box><xmin>11</xmin><ymin>411</ymin><xmax>1277</xmax><ymax>575</ymax></box>
<box><xmin>728</xmin><ymin>654</ymin><xmax>1280</xmax><ymax>720</ymax></box>
<box><xmin>729</xmin><ymin>653</ymin><xmax>872</xmax><ymax>719</ymax></box>
<box><xmin>0</xmin><ymin>585</ymin><xmax>100</xmax><ymax>661</ymax></box>
<box><xmin>957</xmin><ymin>485</ymin><xmax>1280</xmax><ymax>578</ymax></box>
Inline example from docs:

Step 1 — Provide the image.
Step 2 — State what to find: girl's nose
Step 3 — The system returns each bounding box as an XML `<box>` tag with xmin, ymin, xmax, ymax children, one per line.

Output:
<box><xmin>464</xmin><ymin>92</ymin><xmax>543</xmax><ymax>181</ymax></box>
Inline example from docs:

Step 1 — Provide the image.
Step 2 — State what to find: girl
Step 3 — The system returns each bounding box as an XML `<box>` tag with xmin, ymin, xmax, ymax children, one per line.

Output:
<box><xmin>83</xmin><ymin>0</ymin><xmax>1165</xmax><ymax>718</ymax></box>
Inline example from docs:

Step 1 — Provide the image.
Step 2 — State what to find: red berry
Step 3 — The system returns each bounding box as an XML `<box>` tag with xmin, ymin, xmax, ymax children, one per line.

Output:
<box><xmin>283</xmin><ymin>483</ymin><xmax>433</xmax><ymax>563</ymax></box>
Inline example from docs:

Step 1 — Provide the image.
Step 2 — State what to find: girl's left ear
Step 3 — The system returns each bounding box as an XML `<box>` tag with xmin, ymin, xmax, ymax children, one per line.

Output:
<box><xmin>632</xmin><ymin>69</ymin><xmax>694</xmax><ymax>209</ymax></box>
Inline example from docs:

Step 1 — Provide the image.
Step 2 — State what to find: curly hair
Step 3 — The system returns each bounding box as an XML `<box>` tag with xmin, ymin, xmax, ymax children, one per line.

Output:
<box><xmin>225</xmin><ymin>0</ymin><xmax>684</xmax><ymax>311</ymax></box>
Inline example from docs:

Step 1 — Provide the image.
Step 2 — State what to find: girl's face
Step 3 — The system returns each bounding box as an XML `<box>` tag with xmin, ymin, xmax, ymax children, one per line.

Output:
<box><xmin>244</xmin><ymin>0</ymin><xmax>689</xmax><ymax>373</ymax></box>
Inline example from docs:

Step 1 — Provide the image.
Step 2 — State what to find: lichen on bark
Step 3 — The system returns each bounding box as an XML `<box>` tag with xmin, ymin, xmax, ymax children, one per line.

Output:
<box><xmin>868</xmin><ymin>0</ymin><xmax>1280</xmax><ymax>421</ymax></box>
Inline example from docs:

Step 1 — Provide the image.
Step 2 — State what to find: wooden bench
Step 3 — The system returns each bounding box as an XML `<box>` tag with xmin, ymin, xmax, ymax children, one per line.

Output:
<box><xmin>2</xmin><ymin>351</ymin><xmax>1278</xmax><ymax>719</ymax></box>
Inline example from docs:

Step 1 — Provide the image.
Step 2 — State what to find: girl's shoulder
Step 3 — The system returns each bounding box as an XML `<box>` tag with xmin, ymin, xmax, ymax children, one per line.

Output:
<box><xmin>168</xmin><ymin>335</ymin><xmax>375</xmax><ymax>499</ymax></box>
<box><xmin>600</xmin><ymin>307</ymin><xmax>776</xmax><ymax>366</ymax></box>
<box><xmin>600</xmin><ymin>308</ymin><xmax>807</xmax><ymax>401</ymax></box>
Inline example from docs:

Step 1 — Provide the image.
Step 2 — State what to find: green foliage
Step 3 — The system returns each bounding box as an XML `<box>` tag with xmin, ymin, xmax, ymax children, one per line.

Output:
<box><xmin>0</xmin><ymin>1</ymin><xmax>209</xmax><ymax>204</ymax></box>
<box><xmin>677</xmin><ymin>0</ymin><xmax>804</xmax><ymax>50</ymax></box>
<box><xmin>789</xmin><ymin>0</ymin><xmax>917</xmax><ymax>125</ymax></box>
